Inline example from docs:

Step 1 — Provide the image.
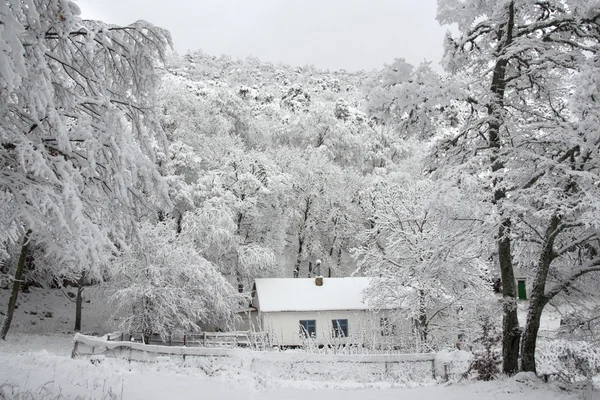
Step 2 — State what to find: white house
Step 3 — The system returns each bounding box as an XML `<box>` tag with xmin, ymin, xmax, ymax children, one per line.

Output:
<box><xmin>239</xmin><ymin>276</ymin><xmax>399</xmax><ymax>347</ymax></box>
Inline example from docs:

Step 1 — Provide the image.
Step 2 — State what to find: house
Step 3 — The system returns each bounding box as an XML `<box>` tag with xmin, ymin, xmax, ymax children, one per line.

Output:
<box><xmin>238</xmin><ymin>276</ymin><xmax>399</xmax><ymax>347</ymax></box>
<box><xmin>492</xmin><ymin>269</ymin><xmax>528</xmax><ymax>300</ymax></box>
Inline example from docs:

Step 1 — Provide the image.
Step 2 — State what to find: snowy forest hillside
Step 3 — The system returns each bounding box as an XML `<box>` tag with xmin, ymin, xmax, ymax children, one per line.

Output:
<box><xmin>1</xmin><ymin>0</ymin><xmax>600</xmax><ymax>383</ymax></box>
<box><xmin>155</xmin><ymin>51</ymin><xmax>446</xmax><ymax>284</ymax></box>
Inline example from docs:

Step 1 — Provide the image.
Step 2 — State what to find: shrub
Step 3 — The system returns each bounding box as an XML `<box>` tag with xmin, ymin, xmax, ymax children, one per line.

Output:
<box><xmin>536</xmin><ymin>339</ymin><xmax>600</xmax><ymax>382</ymax></box>
<box><xmin>467</xmin><ymin>315</ymin><xmax>501</xmax><ymax>381</ymax></box>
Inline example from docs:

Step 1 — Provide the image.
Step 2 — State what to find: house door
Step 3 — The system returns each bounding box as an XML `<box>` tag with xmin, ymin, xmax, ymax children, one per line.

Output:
<box><xmin>517</xmin><ymin>280</ymin><xmax>527</xmax><ymax>300</ymax></box>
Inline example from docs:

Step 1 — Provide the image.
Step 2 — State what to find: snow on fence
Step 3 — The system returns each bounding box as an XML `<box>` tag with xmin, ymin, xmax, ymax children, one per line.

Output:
<box><xmin>104</xmin><ymin>331</ymin><xmax>270</xmax><ymax>349</ymax></box>
<box><xmin>71</xmin><ymin>333</ymin><xmax>464</xmax><ymax>384</ymax></box>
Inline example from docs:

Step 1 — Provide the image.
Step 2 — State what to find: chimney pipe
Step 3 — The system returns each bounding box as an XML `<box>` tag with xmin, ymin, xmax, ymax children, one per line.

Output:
<box><xmin>315</xmin><ymin>259</ymin><xmax>323</xmax><ymax>286</ymax></box>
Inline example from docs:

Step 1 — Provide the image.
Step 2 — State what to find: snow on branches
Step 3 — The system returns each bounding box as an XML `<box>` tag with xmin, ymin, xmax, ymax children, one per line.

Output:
<box><xmin>0</xmin><ymin>0</ymin><xmax>172</xmax><ymax>279</ymax></box>
<box><xmin>110</xmin><ymin>220</ymin><xmax>243</xmax><ymax>341</ymax></box>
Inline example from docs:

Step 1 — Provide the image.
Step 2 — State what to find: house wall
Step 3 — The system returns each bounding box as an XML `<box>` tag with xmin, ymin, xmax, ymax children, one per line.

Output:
<box><xmin>260</xmin><ymin>309</ymin><xmax>399</xmax><ymax>347</ymax></box>
<box><xmin>236</xmin><ymin>310</ymin><xmax>260</xmax><ymax>332</ymax></box>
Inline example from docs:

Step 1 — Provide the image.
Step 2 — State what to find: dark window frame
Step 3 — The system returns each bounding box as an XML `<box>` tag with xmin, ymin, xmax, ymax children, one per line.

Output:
<box><xmin>299</xmin><ymin>319</ymin><xmax>317</xmax><ymax>338</ymax></box>
<box><xmin>332</xmin><ymin>319</ymin><xmax>349</xmax><ymax>338</ymax></box>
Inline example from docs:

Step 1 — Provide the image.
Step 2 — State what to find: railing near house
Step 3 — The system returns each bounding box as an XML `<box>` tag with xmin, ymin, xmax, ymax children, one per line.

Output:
<box><xmin>106</xmin><ymin>331</ymin><xmax>270</xmax><ymax>349</ymax></box>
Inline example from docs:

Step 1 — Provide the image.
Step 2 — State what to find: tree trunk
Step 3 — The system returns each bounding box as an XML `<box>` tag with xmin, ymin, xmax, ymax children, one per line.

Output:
<box><xmin>293</xmin><ymin>235</ymin><xmax>304</xmax><ymax>278</ymax></box>
<box><xmin>74</xmin><ymin>272</ymin><xmax>86</xmax><ymax>332</ymax></box>
<box><xmin>141</xmin><ymin>294</ymin><xmax>152</xmax><ymax>344</ymax></box>
<box><xmin>415</xmin><ymin>288</ymin><xmax>429</xmax><ymax>351</ymax></box>
<box><xmin>1</xmin><ymin>230</ymin><xmax>31</xmax><ymax>340</ymax></box>
<box><xmin>520</xmin><ymin>297</ymin><xmax>545</xmax><ymax>373</ymax></box>
<box><xmin>520</xmin><ymin>215</ymin><xmax>560</xmax><ymax>372</ymax></box>
<box><xmin>176</xmin><ymin>212</ymin><xmax>183</xmax><ymax>234</ymax></box>
<box><xmin>236</xmin><ymin>272</ymin><xmax>244</xmax><ymax>293</ymax></box>
<box><xmin>487</xmin><ymin>0</ymin><xmax>519</xmax><ymax>375</ymax></box>
<box><xmin>498</xmin><ymin>220</ymin><xmax>521</xmax><ymax>375</ymax></box>
<box><xmin>294</xmin><ymin>198</ymin><xmax>312</xmax><ymax>278</ymax></box>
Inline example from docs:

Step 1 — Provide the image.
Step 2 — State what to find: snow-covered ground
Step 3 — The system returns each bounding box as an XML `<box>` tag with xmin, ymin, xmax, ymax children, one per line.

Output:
<box><xmin>1</xmin><ymin>334</ymin><xmax>598</xmax><ymax>400</ymax></box>
<box><xmin>516</xmin><ymin>300</ymin><xmax>562</xmax><ymax>333</ymax></box>
<box><xmin>1</xmin><ymin>287</ymin><xmax>598</xmax><ymax>399</ymax></box>
<box><xmin>0</xmin><ymin>286</ymin><xmax>116</xmax><ymax>335</ymax></box>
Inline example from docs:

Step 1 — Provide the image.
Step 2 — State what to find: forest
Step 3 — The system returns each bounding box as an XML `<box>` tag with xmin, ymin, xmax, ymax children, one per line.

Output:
<box><xmin>1</xmin><ymin>0</ymin><xmax>600</xmax><ymax>382</ymax></box>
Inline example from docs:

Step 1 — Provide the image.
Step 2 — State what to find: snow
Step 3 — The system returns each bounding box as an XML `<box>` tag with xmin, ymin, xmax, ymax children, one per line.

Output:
<box><xmin>0</xmin><ymin>286</ymin><xmax>116</xmax><ymax>335</ymax></box>
<box><xmin>1</xmin><ymin>334</ymin><xmax>597</xmax><ymax>400</ymax></box>
<box><xmin>253</xmin><ymin>277</ymin><xmax>392</xmax><ymax>312</ymax></box>
<box><xmin>516</xmin><ymin>300</ymin><xmax>562</xmax><ymax>333</ymax></box>
<box><xmin>1</xmin><ymin>288</ymin><xmax>598</xmax><ymax>399</ymax></box>
<box><xmin>435</xmin><ymin>349</ymin><xmax>472</xmax><ymax>378</ymax></box>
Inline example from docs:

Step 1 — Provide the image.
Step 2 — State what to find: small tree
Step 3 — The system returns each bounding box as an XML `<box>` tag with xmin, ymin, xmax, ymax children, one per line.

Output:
<box><xmin>111</xmin><ymin>221</ymin><xmax>242</xmax><ymax>343</ymax></box>
<box><xmin>468</xmin><ymin>314</ymin><xmax>502</xmax><ymax>381</ymax></box>
<box><xmin>354</xmin><ymin>166</ymin><xmax>492</xmax><ymax>351</ymax></box>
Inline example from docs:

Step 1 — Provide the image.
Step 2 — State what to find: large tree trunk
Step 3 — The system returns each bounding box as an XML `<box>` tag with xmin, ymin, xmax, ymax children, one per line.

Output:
<box><xmin>520</xmin><ymin>216</ymin><xmax>560</xmax><ymax>372</ymax></box>
<box><xmin>498</xmin><ymin>220</ymin><xmax>521</xmax><ymax>375</ymax></box>
<box><xmin>520</xmin><ymin>297</ymin><xmax>546</xmax><ymax>373</ymax></box>
<box><xmin>487</xmin><ymin>0</ymin><xmax>520</xmax><ymax>375</ymax></box>
<box><xmin>1</xmin><ymin>230</ymin><xmax>31</xmax><ymax>340</ymax></box>
<box><xmin>74</xmin><ymin>272</ymin><xmax>86</xmax><ymax>332</ymax></box>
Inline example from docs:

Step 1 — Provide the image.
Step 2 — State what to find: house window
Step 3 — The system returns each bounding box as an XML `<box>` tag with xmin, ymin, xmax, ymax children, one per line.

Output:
<box><xmin>299</xmin><ymin>320</ymin><xmax>316</xmax><ymax>338</ymax></box>
<box><xmin>380</xmin><ymin>317</ymin><xmax>397</xmax><ymax>336</ymax></box>
<box><xmin>332</xmin><ymin>319</ymin><xmax>349</xmax><ymax>337</ymax></box>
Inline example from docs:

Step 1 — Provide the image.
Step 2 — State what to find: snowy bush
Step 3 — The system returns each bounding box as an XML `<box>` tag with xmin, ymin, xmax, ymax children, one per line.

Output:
<box><xmin>0</xmin><ymin>382</ymin><xmax>121</xmax><ymax>400</ymax></box>
<box><xmin>536</xmin><ymin>339</ymin><xmax>600</xmax><ymax>383</ymax></box>
<box><xmin>558</xmin><ymin>309</ymin><xmax>600</xmax><ymax>342</ymax></box>
<box><xmin>110</xmin><ymin>220</ymin><xmax>244</xmax><ymax>343</ymax></box>
<box><xmin>467</xmin><ymin>314</ymin><xmax>501</xmax><ymax>381</ymax></box>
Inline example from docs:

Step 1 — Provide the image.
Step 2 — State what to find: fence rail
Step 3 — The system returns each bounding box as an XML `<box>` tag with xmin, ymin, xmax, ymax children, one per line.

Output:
<box><xmin>106</xmin><ymin>331</ymin><xmax>270</xmax><ymax>349</ymax></box>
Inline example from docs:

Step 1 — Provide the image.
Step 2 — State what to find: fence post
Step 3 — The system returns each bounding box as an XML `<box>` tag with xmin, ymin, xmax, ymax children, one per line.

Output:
<box><xmin>431</xmin><ymin>359</ymin><xmax>436</xmax><ymax>379</ymax></box>
<box><xmin>203</xmin><ymin>332</ymin><xmax>207</xmax><ymax>347</ymax></box>
<box><xmin>443</xmin><ymin>363</ymin><xmax>448</xmax><ymax>382</ymax></box>
<box><xmin>71</xmin><ymin>340</ymin><xmax>79</xmax><ymax>359</ymax></box>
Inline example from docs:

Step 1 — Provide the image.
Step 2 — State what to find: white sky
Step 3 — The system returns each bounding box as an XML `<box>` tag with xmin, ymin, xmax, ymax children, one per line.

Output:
<box><xmin>76</xmin><ymin>0</ymin><xmax>450</xmax><ymax>72</ymax></box>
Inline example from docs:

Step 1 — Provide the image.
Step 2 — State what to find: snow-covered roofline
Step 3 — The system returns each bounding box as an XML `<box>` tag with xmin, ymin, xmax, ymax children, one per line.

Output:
<box><xmin>252</xmin><ymin>277</ymin><xmax>395</xmax><ymax>313</ymax></box>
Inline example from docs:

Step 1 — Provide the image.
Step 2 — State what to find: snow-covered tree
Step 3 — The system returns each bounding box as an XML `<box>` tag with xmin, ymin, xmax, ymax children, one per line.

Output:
<box><xmin>354</xmin><ymin>167</ymin><xmax>493</xmax><ymax>351</ymax></box>
<box><xmin>0</xmin><ymin>0</ymin><xmax>172</xmax><ymax>339</ymax></box>
<box><xmin>436</xmin><ymin>0</ymin><xmax>600</xmax><ymax>373</ymax></box>
<box><xmin>181</xmin><ymin>151</ymin><xmax>287</xmax><ymax>290</ymax></box>
<box><xmin>111</xmin><ymin>220</ymin><xmax>242</xmax><ymax>342</ymax></box>
<box><xmin>365</xmin><ymin>59</ymin><xmax>459</xmax><ymax>139</ymax></box>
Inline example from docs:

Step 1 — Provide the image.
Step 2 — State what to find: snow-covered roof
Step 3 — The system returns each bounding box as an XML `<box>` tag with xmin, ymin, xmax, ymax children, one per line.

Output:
<box><xmin>252</xmin><ymin>277</ymin><xmax>391</xmax><ymax>313</ymax></box>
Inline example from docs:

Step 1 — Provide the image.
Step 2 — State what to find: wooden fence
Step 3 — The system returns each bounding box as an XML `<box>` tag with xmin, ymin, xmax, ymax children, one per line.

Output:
<box><xmin>71</xmin><ymin>333</ymin><xmax>447</xmax><ymax>383</ymax></box>
<box><xmin>106</xmin><ymin>331</ymin><xmax>270</xmax><ymax>349</ymax></box>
